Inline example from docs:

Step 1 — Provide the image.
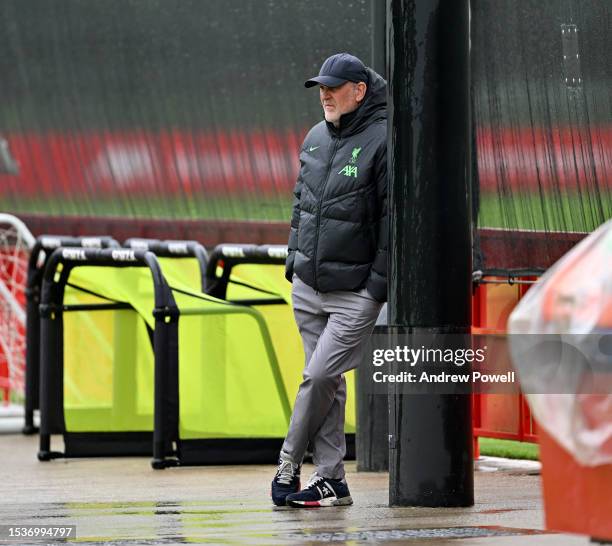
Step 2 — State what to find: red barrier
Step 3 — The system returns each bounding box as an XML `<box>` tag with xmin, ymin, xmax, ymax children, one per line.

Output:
<box><xmin>472</xmin><ymin>279</ymin><xmax>539</xmax><ymax>456</ymax></box>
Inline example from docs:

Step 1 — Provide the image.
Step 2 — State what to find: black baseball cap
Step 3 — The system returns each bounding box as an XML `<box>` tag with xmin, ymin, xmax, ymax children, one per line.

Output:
<box><xmin>304</xmin><ymin>53</ymin><xmax>368</xmax><ymax>88</ymax></box>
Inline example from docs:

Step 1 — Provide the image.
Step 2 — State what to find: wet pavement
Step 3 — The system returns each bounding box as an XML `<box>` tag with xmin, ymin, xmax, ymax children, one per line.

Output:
<box><xmin>0</xmin><ymin>433</ymin><xmax>592</xmax><ymax>545</ymax></box>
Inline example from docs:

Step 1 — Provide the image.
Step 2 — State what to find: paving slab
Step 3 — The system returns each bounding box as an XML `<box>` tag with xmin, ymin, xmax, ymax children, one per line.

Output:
<box><xmin>0</xmin><ymin>433</ymin><xmax>592</xmax><ymax>545</ymax></box>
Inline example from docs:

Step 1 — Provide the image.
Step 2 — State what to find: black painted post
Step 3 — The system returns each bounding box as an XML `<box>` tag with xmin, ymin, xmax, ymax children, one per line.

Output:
<box><xmin>355</xmin><ymin>0</ymin><xmax>390</xmax><ymax>474</ymax></box>
<box><xmin>387</xmin><ymin>0</ymin><xmax>474</xmax><ymax>506</ymax></box>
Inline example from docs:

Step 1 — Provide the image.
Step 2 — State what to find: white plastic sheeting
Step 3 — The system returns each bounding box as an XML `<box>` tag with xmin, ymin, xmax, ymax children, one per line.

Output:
<box><xmin>509</xmin><ymin>219</ymin><xmax>612</xmax><ymax>466</ymax></box>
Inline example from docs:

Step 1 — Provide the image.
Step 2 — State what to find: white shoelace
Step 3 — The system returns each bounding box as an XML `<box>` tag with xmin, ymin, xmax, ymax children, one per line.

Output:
<box><xmin>304</xmin><ymin>472</ymin><xmax>324</xmax><ymax>489</ymax></box>
<box><xmin>276</xmin><ymin>460</ymin><xmax>298</xmax><ymax>485</ymax></box>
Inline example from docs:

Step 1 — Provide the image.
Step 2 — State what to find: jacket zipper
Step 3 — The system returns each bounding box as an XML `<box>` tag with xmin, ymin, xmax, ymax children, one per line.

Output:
<box><xmin>313</xmin><ymin>136</ymin><xmax>340</xmax><ymax>291</ymax></box>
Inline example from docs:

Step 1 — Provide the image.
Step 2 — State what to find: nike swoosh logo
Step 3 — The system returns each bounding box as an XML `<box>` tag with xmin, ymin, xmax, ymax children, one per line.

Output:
<box><xmin>308</xmin><ymin>146</ymin><xmax>320</xmax><ymax>152</ymax></box>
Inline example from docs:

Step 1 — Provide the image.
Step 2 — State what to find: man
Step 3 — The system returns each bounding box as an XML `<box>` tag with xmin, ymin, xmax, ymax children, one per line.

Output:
<box><xmin>271</xmin><ymin>53</ymin><xmax>387</xmax><ymax>508</ymax></box>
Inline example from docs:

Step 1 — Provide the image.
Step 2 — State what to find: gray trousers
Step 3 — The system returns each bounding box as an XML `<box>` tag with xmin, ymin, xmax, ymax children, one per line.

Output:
<box><xmin>281</xmin><ymin>274</ymin><xmax>383</xmax><ymax>480</ymax></box>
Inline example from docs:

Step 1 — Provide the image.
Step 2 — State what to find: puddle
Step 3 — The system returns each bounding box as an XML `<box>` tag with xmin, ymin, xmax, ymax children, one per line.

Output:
<box><xmin>284</xmin><ymin>525</ymin><xmax>550</xmax><ymax>542</ymax></box>
<box><xmin>1</xmin><ymin>500</ymin><xmax>551</xmax><ymax>545</ymax></box>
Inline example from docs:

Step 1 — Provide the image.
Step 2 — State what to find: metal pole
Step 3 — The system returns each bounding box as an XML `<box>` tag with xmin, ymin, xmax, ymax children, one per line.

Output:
<box><xmin>355</xmin><ymin>0</ymin><xmax>390</xmax><ymax>474</ymax></box>
<box><xmin>387</xmin><ymin>0</ymin><xmax>474</xmax><ymax>506</ymax></box>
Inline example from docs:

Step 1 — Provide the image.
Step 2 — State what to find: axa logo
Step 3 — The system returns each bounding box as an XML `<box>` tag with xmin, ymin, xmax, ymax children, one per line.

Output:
<box><xmin>338</xmin><ymin>147</ymin><xmax>362</xmax><ymax>178</ymax></box>
<box><xmin>338</xmin><ymin>165</ymin><xmax>358</xmax><ymax>178</ymax></box>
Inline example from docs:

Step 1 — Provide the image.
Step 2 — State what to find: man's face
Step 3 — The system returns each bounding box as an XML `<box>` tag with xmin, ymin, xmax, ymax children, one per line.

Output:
<box><xmin>320</xmin><ymin>81</ymin><xmax>367</xmax><ymax>126</ymax></box>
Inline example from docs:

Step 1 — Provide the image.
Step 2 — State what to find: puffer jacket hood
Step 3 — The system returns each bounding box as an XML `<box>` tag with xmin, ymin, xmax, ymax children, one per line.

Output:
<box><xmin>285</xmin><ymin>68</ymin><xmax>388</xmax><ymax>302</ymax></box>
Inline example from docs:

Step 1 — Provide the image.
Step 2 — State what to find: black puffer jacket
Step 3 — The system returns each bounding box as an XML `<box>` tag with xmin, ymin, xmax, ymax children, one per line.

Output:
<box><xmin>286</xmin><ymin>68</ymin><xmax>387</xmax><ymax>302</ymax></box>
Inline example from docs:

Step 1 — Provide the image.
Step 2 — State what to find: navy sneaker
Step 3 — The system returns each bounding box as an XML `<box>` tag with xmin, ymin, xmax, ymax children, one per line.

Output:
<box><xmin>286</xmin><ymin>473</ymin><xmax>353</xmax><ymax>508</ymax></box>
<box><xmin>271</xmin><ymin>457</ymin><xmax>301</xmax><ymax>506</ymax></box>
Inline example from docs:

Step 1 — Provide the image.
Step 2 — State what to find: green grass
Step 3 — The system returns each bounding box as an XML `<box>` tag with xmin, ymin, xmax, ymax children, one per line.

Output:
<box><xmin>9</xmin><ymin>391</ymin><xmax>24</xmax><ymax>405</ymax></box>
<box><xmin>0</xmin><ymin>195</ymin><xmax>293</xmax><ymax>222</ymax></box>
<box><xmin>479</xmin><ymin>191</ymin><xmax>611</xmax><ymax>232</ymax></box>
<box><xmin>479</xmin><ymin>437</ymin><xmax>540</xmax><ymax>460</ymax></box>
<box><xmin>2</xmin><ymin>190</ymin><xmax>609</xmax><ymax>230</ymax></box>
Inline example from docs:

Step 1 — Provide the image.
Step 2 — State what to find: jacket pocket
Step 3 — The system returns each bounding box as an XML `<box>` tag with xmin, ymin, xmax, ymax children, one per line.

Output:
<box><xmin>322</xmin><ymin>188</ymin><xmax>367</xmax><ymax>224</ymax></box>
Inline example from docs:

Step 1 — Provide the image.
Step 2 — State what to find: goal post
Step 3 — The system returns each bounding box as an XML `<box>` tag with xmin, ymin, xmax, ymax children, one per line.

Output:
<box><xmin>0</xmin><ymin>213</ymin><xmax>34</xmax><ymax>406</ymax></box>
